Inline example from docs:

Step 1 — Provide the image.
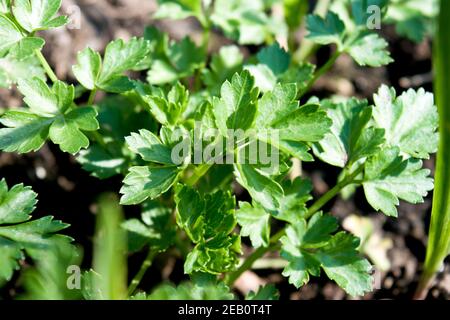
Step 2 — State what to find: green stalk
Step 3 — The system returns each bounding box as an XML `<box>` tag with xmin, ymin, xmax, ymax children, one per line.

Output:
<box><xmin>185</xmin><ymin>163</ymin><xmax>212</xmax><ymax>186</ymax></box>
<box><xmin>128</xmin><ymin>249</ymin><xmax>157</xmax><ymax>296</ymax></box>
<box><xmin>34</xmin><ymin>49</ymin><xmax>58</xmax><ymax>83</ymax></box>
<box><xmin>226</xmin><ymin>164</ymin><xmax>364</xmax><ymax>286</ymax></box>
<box><xmin>414</xmin><ymin>0</ymin><xmax>450</xmax><ymax>299</ymax></box>
<box><xmin>299</xmin><ymin>50</ymin><xmax>341</xmax><ymax>99</ymax></box>
<box><xmin>93</xmin><ymin>193</ymin><xmax>128</xmax><ymax>300</ymax></box>
<box><xmin>87</xmin><ymin>88</ymin><xmax>98</xmax><ymax>105</ymax></box>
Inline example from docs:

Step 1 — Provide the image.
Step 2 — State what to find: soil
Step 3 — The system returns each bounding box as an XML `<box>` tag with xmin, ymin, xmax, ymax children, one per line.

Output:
<box><xmin>0</xmin><ymin>0</ymin><xmax>448</xmax><ymax>300</ymax></box>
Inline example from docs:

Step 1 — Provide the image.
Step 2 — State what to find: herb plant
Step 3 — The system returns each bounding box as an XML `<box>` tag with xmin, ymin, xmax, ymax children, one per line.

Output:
<box><xmin>0</xmin><ymin>0</ymin><xmax>440</xmax><ymax>299</ymax></box>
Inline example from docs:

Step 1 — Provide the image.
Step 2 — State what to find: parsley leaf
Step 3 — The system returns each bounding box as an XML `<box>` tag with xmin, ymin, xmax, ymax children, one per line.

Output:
<box><xmin>362</xmin><ymin>147</ymin><xmax>434</xmax><ymax>217</ymax></box>
<box><xmin>348</xmin><ymin>33</ymin><xmax>393</xmax><ymax>67</ymax></box>
<box><xmin>144</xmin><ymin>280</ymin><xmax>234</xmax><ymax>300</ymax></box>
<box><xmin>175</xmin><ymin>185</ymin><xmax>240</xmax><ymax>274</ymax></box>
<box><xmin>0</xmin><ymin>179</ymin><xmax>71</xmax><ymax>281</ymax></box>
<box><xmin>306</xmin><ymin>11</ymin><xmax>345</xmax><ymax>47</ymax></box>
<box><xmin>0</xmin><ymin>13</ymin><xmax>44</xmax><ymax>59</ymax></box>
<box><xmin>73</xmin><ymin>37</ymin><xmax>152</xmax><ymax>93</ymax></box>
<box><xmin>213</xmin><ymin>70</ymin><xmax>259</xmax><ymax>136</ymax></box>
<box><xmin>154</xmin><ymin>0</ymin><xmax>203</xmax><ymax>21</ymax></box>
<box><xmin>281</xmin><ymin>212</ymin><xmax>373</xmax><ymax>296</ymax></box>
<box><xmin>120</xmin><ymin>166</ymin><xmax>180</xmax><ymax>205</ymax></box>
<box><xmin>12</xmin><ymin>0</ymin><xmax>68</xmax><ymax>32</ymax></box>
<box><xmin>373</xmin><ymin>85</ymin><xmax>439</xmax><ymax>159</ymax></box>
<box><xmin>122</xmin><ymin>200</ymin><xmax>176</xmax><ymax>252</ymax></box>
<box><xmin>236</xmin><ymin>202</ymin><xmax>271</xmax><ymax>248</ymax></box>
<box><xmin>211</xmin><ymin>0</ymin><xmax>287</xmax><ymax>45</ymax></box>
<box><xmin>246</xmin><ymin>284</ymin><xmax>279</xmax><ymax>300</ymax></box>
<box><xmin>313</xmin><ymin>98</ymin><xmax>385</xmax><ymax>167</ymax></box>
<box><xmin>0</xmin><ymin>53</ymin><xmax>45</xmax><ymax>89</ymax></box>
<box><xmin>147</xmin><ymin>37</ymin><xmax>205</xmax><ymax>85</ymax></box>
<box><xmin>257</xmin><ymin>43</ymin><xmax>291</xmax><ymax>76</ymax></box>
<box><xmin>202</xmin><ymin>45</ymin><xmax>244</xmax><ymax>96</ymax></box>
<box><xmin>0</xmin><ymin>78</ymin><xmax>99</xmax><ymax>154</ymax></box>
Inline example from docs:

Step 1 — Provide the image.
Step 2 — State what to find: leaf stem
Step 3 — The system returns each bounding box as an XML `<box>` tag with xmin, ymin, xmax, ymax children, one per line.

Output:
<box><xmin>34</xmin><ymin>49</ymin><xmax>58</xmax><ymax>83</ymax></box>
<box><xmin>185</xmin><ymin>163</ymin><xmax>212</xmax><ymax>186</ymax></box>
<box><xmin>87</xmin><ymin>88</ymin><xmax>98</xmax><ymax>105</ymax></box>
<box><xmin>226</xmin><ymin>163</ymin><xmax>365</xmax><ymax>286</ymax></box>
<box><xmin>225</xmin><ymin>230</ymin><xmax>284</xmax><ymax>286</ymax></box>
<box><xmin>304</xmin><ymin>163</ymin><xmax>364</xmax><ymax>219</ymax></box>
<box><xmin>300</xmin><ymin>50</ymin><xmax>341</xmax><ymax>99</ymax></box>
<box><xmin>128</xmin><ymin>249</ymin><xmax>157</xmax><ymax>296</ymax></box>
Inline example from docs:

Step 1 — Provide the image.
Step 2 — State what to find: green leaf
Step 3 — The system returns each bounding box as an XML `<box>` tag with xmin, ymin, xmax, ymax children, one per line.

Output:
<box><xmin>256</xmin><ymin>95</ymin><xmax>332</xmax><ymax>161</ymax></box>
<box><xmin>139</xmin><ymin>82</ymin><xmax>189</xmax><ymax>126</ymax></box>
<box><xmin>281</xmin><ymin>212</ymin><xmax>373</xmax><ymax>296</ymax></box>
<box><xmin>244</xmin><ymin>64</ymin><xmax>277</xmax><ymax>92</ymax></box>
<box><xmin>0</xmin><ymin>13</ymin><xmax>45</xmax><ymax>58</ymax></box>
<box><xmin>122</xmin><ymin>200</ymin><xmax>175</xmax><ymax>252</ymax></box>
<box><xmin>257</xmin><ymin>42</ymin><xmax>291</xmax><ymax>75</ymax></box>
<box><xmin>147</xmin><ymin>37</ymin><xmax>205</xmax><ymax>85</ymax></box>
<box><xmin>306</xmin><ymin>11</ymin><xmax>345</xmax><ymax>47</ymax></box>
<box><xmin>17</xmin><ymin>77</ymin><xmax>59</xmax><ymax>116</ymax></box>
<box><xmin>98</xmin><ymin>38</ymin><xmax>151</xmax><ymax>86</ymax></box>
<box><xmin>154</xmin><ymin>0</ymin><xmax>202</xmax><ymax>21</ymax></box>
<box><xmin>202</xmin><ymin>45</ymin><xmax>244</xmax><ymax>95</ymax></box>
<box><xmin>246</xmin><ymin>284</ymin><xmax>279</xmax><ymax>300</ymax></box>
<box><xmin>213</xmin><ymin>70</ymin><xmax>259</xmax><ymax>136</ymax></box>
<box><xmin>77</xmin><ymin>144</ymin><xmax>128</xmax><ymax>179</ymax></box>
<box><xmin>72</xmin><ymin>48</ymin><xmax>101</xmax><ymax>90</ymax></box>
<box><xmin>146</xmin><ymin>280</ymin><xmax>235</xmax><ymax>300</ymax></box>
<box><xmin>255</xmin><ymin>83</ymin><xmax>298</xmax><ymax>129</ymax></box>
<box><xmin>0</xmin><ymin>78</ymin><xmax>98</xmax><ymax>154</ymax></box>
<box><xmin>72</xmin><ymin>38</ymin><xmax>151</xmax><ymax>92</ymax></box>
<box><xmin>211</xmin><ymin>0</ymin><xmax>287</xmax><ymax>45</ymax></box>
<box><xmin>0</xmin><ymin>110</ymin><xmax>52</xmax><ymax>153</ymax></box>
<box><xmin>313</xmin><ymin>98</ymin><xmax>385</xmax><ymax>167</ymax></box>
<box><xmin>236</xmin><ymin>202</ymin><xmax>270</xmax><ymax>248</ymax></box>
<box><xmin>49</xmin><ymin>107</ymin><xmax>99</xmax><ymax>154</ymax></box>
<box><xmin>12</xmin><ymin>0</ymin><xmax>68</xmax><ymax>32</ymax></box>
<box><xmin>120</xmin><ymin>166</ymin><xmax>179</xmax><ymax>205</ymax></box>
<box><xmin>0</xmin><ymin>179</ymin><xmax>36</xmax><ymax>224</ymax></box>
<box><xmin>77</xmin><ymin>95</ymin><xmax>156</xmax><ymax>179</ymax></box>
<box><xmin>234</xmin><ymin>163</ymin><xmax>284</xmax><ymax>213</ymax></box>
<box><xmin>175</xmin><ymin>185</ymin><xmax>205</xmax><ymax>243</ymax></box>
<box><xmin>125</xmin><ymin>129</ymin><xmax>174</xmax><ymax>164</ymax></box>
<box><xmin>0</xmin><ymin>179</ymin><xmax>71</xmax><ymax>281</ymax></box>
<box><xmin>372</xmin><ymin>85</ymin><xmax>439</xmax><ymax>159</ymax></box>
<box><xmin>279</xmin><ymin>63</ymin><xmax>315</xmax><ymax>96</ymax></box>
<box><xmin>348</xmin><ymin>33</ymin><xmax>393</xmax><ymax>67</ymax></box>
<box><xmin>362</xmin><ymin>147</ymin><xmax>434</xmax><ymax>217</ymax></box>
<box><xmin>275</xmin><ymin>177</ymin><xmax>313</xmax><ymax>224</ymax></box>
<box><xmin>175</xmin><ymin>185</ymin><xmax>240</xmax><ymax>274</ymax></box>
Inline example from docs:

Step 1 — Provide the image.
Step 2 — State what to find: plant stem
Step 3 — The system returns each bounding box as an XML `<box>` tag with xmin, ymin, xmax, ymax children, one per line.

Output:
<box><xmin>304</xmin><ymin>164</ymin><xmax>364</xmax><ymax>219</ymax></box>
<box><xmin>226</xmin><ymin>230</ymin><xmax>284</xmax><ymax>286</ymax></box>
<box><xmin>87</xmin><ymin>88</ymin><xmax>98</xmax><ymax>105</ymax></box>
<box><xmin>34</xmin><ymin>49</ymin><xmax>58</xmax><ymax>83</ymax></box>
<box><xmin>128</xmin><ymin>249</ymin><xmax>157</xmax><ymax>296</ymax></box>
<box><xmin>414</xmin><ymin>0</ymin><xmax>450</xmax><ymax>300</ymax></box>
<box><xmin>226</xmin><ymin>164</ymin><xmax>365</xmax><ymax>286</ymax></box>
<box><xmin>185</xmin><ymin>163</ymin><xmax>212</xmax><ymax>186</ymax></box>
<box><xmin>300</xmin><ymin>51</ymin><xmax>341</xmax><ymax>99</ymax></box>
